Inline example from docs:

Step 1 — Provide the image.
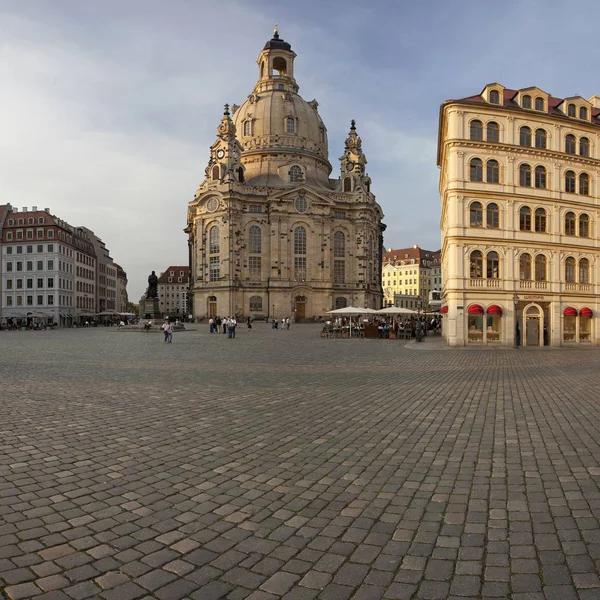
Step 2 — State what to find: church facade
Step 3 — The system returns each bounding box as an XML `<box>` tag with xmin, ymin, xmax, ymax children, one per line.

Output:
<box><xmin>186</xmin><ymin>29</ymin><xmax>385</xmax><ymax>321</ymax></box>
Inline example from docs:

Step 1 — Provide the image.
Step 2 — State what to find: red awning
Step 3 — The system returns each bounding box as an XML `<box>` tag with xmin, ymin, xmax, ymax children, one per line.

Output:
<box><xmin>564</xmin><ymin>306</ymin><xmax>578</xmax><ymax>316</ymax></box>
<box><xmin>468</xmin><ymin>304</ymin><xmax>484</xmax><ymax>314</ymax></box>
<box><xmin>487</xmin><ymin>305</ymin><xmax>503</xmax><ymax>315</ymax></box>
<box><xmin>440</xmin><ymin>305</ymin><xmax>448</xmax><ymax>314</ymax></box>
<box><xmin>580</xmin><ymin>307</ymin><xmax>593</xmax><ymax>317</ymax></box>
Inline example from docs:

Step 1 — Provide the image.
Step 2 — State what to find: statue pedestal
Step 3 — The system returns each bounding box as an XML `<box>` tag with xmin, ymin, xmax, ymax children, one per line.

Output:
<box><xmin>140</xmin><ymin>297</ymin><xmax>161</xmax><ymax>320</ymax></box>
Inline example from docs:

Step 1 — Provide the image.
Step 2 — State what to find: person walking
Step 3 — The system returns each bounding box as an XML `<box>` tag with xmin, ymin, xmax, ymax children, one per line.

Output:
<box><xmin>227</xmin><ymin>316</ymin><xmax>237</xmax><ymax>338</ymax></box>
<box><xmin>209</xmin><ymin>317</ymin><xmax>214</xmax><ymax>333</ymax></box>
<box><xmin>247</xmin><ymin>316</ymin><xmax>252</xmax><ymax>330</ymax></box>
<box><xmin>167</xmin><ymin>320</ymin><xmax>174</xmax><ymax>343</ymax></box>
<box><xmin>162</xmin><ymin>319</ymin><xmax>170</xmax><ymax>343</ymax></box>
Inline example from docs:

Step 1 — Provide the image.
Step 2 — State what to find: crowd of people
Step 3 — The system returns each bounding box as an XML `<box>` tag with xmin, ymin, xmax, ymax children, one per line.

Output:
<box><xmin>208</xmin><ymin>316</ymin><xmax>240</xmax><ymax>338</ymax></box>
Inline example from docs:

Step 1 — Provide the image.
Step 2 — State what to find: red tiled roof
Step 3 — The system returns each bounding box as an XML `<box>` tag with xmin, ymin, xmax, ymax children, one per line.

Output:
<box><xmin>158</xmin><ymin>266</ymin><xmax>189</xmax><ymax>284</ymax></box>
<box><xmin>383</xmin><ymin>247</ymin><xmax>441</xmax><ymax>266</ymax></box>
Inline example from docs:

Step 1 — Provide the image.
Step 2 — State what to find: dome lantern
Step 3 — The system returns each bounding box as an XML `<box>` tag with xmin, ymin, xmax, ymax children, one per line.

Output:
<box><xmin>256</xmin><ymin>26</ymin><xmax>298</xmax><ymax>93</ymax></box>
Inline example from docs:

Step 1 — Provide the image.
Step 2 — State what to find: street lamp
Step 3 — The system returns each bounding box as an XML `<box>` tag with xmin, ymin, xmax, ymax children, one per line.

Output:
<box><xmin>513</xmin><ymin>293</ymin><xmax>519</xmax><ymax>349</ymax></box>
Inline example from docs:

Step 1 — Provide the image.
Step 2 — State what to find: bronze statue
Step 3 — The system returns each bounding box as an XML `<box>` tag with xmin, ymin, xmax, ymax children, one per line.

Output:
<box><xmin>146</xmin><ymin>271</ymin><xmax>158</xmax><ymax>299</ymax></box>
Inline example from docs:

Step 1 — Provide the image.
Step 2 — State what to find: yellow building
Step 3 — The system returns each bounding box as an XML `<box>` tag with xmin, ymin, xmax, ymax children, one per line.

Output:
<box><xmin>186</xmin><ymin>29</ymin><xmax>384</xmax><ymax>320</ymax></box>
<box><xmin>439</xmin><ymin>83</ymin><xmax>600</xmax><ymax>346</ymax></box>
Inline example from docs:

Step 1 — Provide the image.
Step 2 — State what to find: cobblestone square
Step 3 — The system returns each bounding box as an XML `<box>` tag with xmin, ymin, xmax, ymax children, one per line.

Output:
<box><xmin>2</xmin><ymin>324</ymin><xmax>600</xmax><ymax>599</ymax></box>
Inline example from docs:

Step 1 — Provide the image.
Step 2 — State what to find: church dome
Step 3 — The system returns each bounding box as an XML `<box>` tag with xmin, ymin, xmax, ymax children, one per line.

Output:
<box><xmin>230</xmin><ymin>30</ymin><xmax>332</xmax><ymax>187</ymax></box>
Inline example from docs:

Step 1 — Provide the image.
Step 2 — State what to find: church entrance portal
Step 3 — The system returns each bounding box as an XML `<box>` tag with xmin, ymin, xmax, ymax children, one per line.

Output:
<box><xmin>208</xmin><ymin>296</ymin><xmax>217</xmax><ymax>318</ymax></box>
<box><xmin>294</xmin><ymin>296</ymin><xmax>306</xmax><ymax>320</ymax></box>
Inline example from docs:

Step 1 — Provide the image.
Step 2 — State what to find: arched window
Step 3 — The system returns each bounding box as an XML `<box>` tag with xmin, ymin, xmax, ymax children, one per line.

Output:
<box><xmin>243</xmin><ymin>121</ymin><xmax>252</xmax><ymax>137</ymax></box>
<box><xmin>522</xmin><ymin>95</ymin><xmax>532</xmax><ymax>109</ymax></box>
<box><xmin>294</xmin><ymin>226</ymin><xmax>307</xmax><ymax>281</ymax></box>
<box><xmin>519</xmin><ymin>164</ymin><xmax>531</xmax><ymax>187</ymax></box>
<box><xmin>333</xmin><ymin>231</ymin><xmax>345</xmax><ymax>258</ymax></box>
<box><xmin>534</xmin><ymin>128</ymin><xmax>547</xmax><ymax>149</ymax></box>
<box><xmin>248</xmin><ymin>225</ymin><xmax>261</xmax><ymax>254</ymax></box>
<box><xmin>487</xmin><ymin>203</ymin><xmax>499</xmax><ymax>229</ymax></box>
<box><xmin>289</xmin><ymin>165</ymin><xmax>302</xmax><ymax>182</ymax></box>
<box><xmin>335</xmin><ymin>297</ymin><xmax>348</xmax><ymax>309</ymax></box>
<box><xmin>580</xmin><ymin>258</ymin><xmax>590</xmax><ymax>284</ymax></box>
<box><xmin>343</xmin><ymin>177</ymin><xmax>352</xmax><ymax>192</ymax></box>
<box><xmin>470</xmin><ymin>201</ymin><xmax>483</xmax><ymax>227</ymax></box>
<box><xmin>209</xmin><ymin>226</ymin><xmax>220</xmax><ymax>254</ymax></box>
<box><xmin>486</xmin><ymin>121</ymin><xmax>500</xmax><ymax>143</ymax></box>
<box><xmin>286</xmin><ymin>117</ymin><xmax>295</xmax><ymax>134</ymax></box>
<box><xmin>580</xmin><ymin>137</ymin><xmax>590</xmax><ymax>157</ymax></box>
<box><xmin>520</xmin><ymin>253</ymin><xmax>532</xmax><ymax>280</ymax></box>
<box><xmin>580</xmin><ymin>106</ymin><xmax>588</xmax><ymax>120</ymax></box>
<box><xmin>470</xmin><ymin>250</ymin><xmax>483</xmax><ymax>278</ymax></box>
<box><xmin>489</xmin><ymin>90</ymin><xmax>500</xmax><ymax>104</ymax></box>
<box><xmin>519</xmin><ymin>126</ymin><xmax>532</xmax><ymax>146</ymax></box>
<box><xmin>565</xmin><ymin>212</ymin><xmax>576</xmax><ymax>236</ymax></box>
<box><xmin>469</xmin><ymin>158</ymin><xmax>483</xmax><ymax>182</ymax></box>
<box><xmin>535</xmin><ymin>166</ymin><xmax>547</xmax><ymax>189</ymax></box>
<box><xmin>260</xmin><ymin>62</ymin><xmax>265</xmax><ymax>78</ymax></box>
<box><xmin>486</xmin><ymin>251</ymin><xmax>499</xmax><ymax>279</ymax></box>
<box><xmin>469</xmin><ymin>120</ymin><xmax>483</xmax><ymax>141</ymax></box>
<box><xmin>567</xmin><ymin>104</ymin><xmax>576</xmax><ymax>117</ymax></box>
<box><xmin>486</xmin><ymin>160</ymin><xmax>500</xmax><ymax>183</ymax></box>
<box><xmin>579</xmin><ymin>213</ymin><xmax>590</xmax><ymax>238</ymax></box>
<box><xmin>565</xmin><ymin>170</ymin><xmax>576</xmax><ymax>193</ymax></box>
<box><xmin>519</xmin><ymin>206</ymin><xmax>531</xmax><ymax>231</ymax></box>
<box><xmin>535</xmin><ymin>97</ymin><xmax>545</xmax><ymax>111</ymax></box>
<box><xmin>249</xmin><ymin>296</ymin><xmax>262</xmax><ymax>311</ymax></box>
<box><xmin>535</xmin><ymin>254</ymin><xmax>547</xmax><ymax>281</ymax></box>
<box><xmin>565</xmin><ymin>134</ymin><xmax>576</xmax><ymax>154</ymax></box>
<box><xmin>534</xmin><ymin>208</ymin><xmax>547</xmax><ymax>232</ymax></box>
<box><xmin>579</xmin><ymin>173</ymin><xmax>590</xmax><ymax>196</ymax></box>
<box><xmin>212</xmin><ymin>165</ymin><xmax>220</xmax><ymax>180</ymax></box>
<box><xmin>565</xmin><ymin>257</ymin><xmax>576</xmax><ymax>283</ymax></box>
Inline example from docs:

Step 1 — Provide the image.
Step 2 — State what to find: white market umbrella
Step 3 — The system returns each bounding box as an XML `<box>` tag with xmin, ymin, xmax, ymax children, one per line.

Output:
<box><xmin>377</xmin><ymin>307</ymin><xmax>417</xmax><ymax>315</ymax></box>
<box><xmin>327</xmin><ymin>306</ymin><xmax>364</xmax><ymax>315</ymax></box>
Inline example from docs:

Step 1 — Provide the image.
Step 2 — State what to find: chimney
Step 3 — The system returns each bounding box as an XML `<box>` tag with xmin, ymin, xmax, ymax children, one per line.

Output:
<box><xmin>22</xmin><ymin>207</ymin><xmax>28</xmax><ymax>212</ymax></box>
<box><xmin>44</xmin><ymin>208</ymin><xmax>50</xmax><ymax>212</ymax></box>
<box><xmin>32</xmin><ymin>206</ymin><xmax>37</xmax><ymax>211</ymax></box>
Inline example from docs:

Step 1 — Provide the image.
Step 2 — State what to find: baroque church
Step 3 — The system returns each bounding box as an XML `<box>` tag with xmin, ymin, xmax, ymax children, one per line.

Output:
<box><xmin>186</xmin><ymin>28</ymin><xmax>385</xmax><ymax>320</ymax></box>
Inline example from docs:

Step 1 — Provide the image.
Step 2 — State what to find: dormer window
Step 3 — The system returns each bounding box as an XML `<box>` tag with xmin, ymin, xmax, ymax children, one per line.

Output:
<box><xmin>580</xmin><ymin>106</ymin><xmax>588</xmax><ymax>120</ymax></box>
<box><xmin>535</xmin><ymin>97</ymin><xmax>545</xmax><ymax>111</ymax></box>
<box><xmin>286</xmin><ymin>117</ymin><xmax>295</xmax><ymax>134</ymax></box>
<box><xmin>568</xmin><ymin>104</ymin><xmax>576</xmax><ymax>117</ymax></box>
<box><xmin>28</xmin><ymin>218</ymin><xmax>34</xmax><ymax>225</ymax></box>
<box><xmin>489</xmin><ymin>90</ymin><xmax>500</xmax><ymax>104</ymax></box>
<box><xmin>38</xmin><ymin>217</ymin><xmax>45</xmax><ymax>224</ymax></box>
<box><xmin>522</xmin><ymin>95</ymin><xmax>532</xmax><ymax>109</ymax></box>
<box><xmin>18</xmin><ymin>218</ymin><xmax>24</xmax><ymax>225</ymax></box>
<box><xmin>243</xmin><ymin>121</ymin><xmax>252</xmax><ymax>137</ymax></box>
<box><xmin>8</xmin><ymin>219</ymin><xmax>14</xmax><ymax>226</ymax></box>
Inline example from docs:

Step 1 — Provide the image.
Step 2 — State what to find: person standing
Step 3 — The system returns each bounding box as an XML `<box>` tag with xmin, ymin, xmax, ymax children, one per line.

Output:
<box><xmin>209</xmin><ymin>317</ymin><xmax>214</xmax><ymax>333</ymax></box>
<box><xmin>247</xmin><ymin>316</ymin><xmax>252</xmax><ymax>330</ymax></box>
<box><xmin>162</xmin><ymin>319</ymin><xmax>170</xmax><ymax>343</ymax></box>
<box><xmin>222</xmin><ymin>318</ymin><xmax>227</xmax><ymax>334</ymax></box>
<box><xmin>227</xmin><ymin>316</ymin><xmax>237</xmax><ymax>338</ymax></box>
<box><xmin>167</xmin><ymin>320</ymin><xmax>174</xmax><ymax>343</ymax></box>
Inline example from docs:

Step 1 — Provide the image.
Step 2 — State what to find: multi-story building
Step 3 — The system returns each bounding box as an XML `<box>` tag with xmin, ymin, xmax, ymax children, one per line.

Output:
<box><xmin>439</xmin><ymin>84</ymin><xmax>600</xmax><ymax>346</ymax></box>
<box><xmin>382</xmin><ymin>246</ymin><xmax>441</xmax><ymax>308</ymax></box>
<box><xmin>186</xmin><ymin>28</ymin><xmax>385</xmax><ymax>320</ymax></box>
<box><xmin>115</xmin><ymin>263</ymin><xmax>128</xmax><ymax>313</ymax></box>
<box><xmin>158</xmin><ymin>266</ymin><xmax>189</xmax><ymax>318</ymax></box>
<box><xmin>80</xmin><ymin>228</ymin><xmax>116</xmax><ymax>314</ymax></box>
<box><xmin>73</xmin><ymin>227</ymin><xmax>97</xmax><ymax>325</ymax></box>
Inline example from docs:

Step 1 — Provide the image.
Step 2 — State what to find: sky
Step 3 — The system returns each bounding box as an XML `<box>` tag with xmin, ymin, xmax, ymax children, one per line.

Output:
<box><xmin>2</xmin><ymin>0</ymin><xmax>600</xmax><ymax>299</ymax></box>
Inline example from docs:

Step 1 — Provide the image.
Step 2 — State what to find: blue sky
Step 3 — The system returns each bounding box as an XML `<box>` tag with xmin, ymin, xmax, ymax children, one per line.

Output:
<box><xmin>2</xmin><ymin>0</ymin><xmax>599</xmax><ymax>299</ymax></box>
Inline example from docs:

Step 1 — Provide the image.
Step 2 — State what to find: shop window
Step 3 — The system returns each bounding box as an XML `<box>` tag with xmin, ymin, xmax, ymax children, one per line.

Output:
<box><xmin>468</xmin><ymin>314</ymin><xmax>483</xmax><ymax>342</ymax></box>
<box><xmin>486</xmin><ymin>313</ymin><xmax>502</xmax><ymax>342</ymax></box>
<box><xmin>580</xmin><ymin>314</ymin><xmax>592</xmax><ymax>341</ymax></box>
<box><xmin>563</xmin><ymin>313</ymin><xmax>576</xmax><ymax>342</ymax></box>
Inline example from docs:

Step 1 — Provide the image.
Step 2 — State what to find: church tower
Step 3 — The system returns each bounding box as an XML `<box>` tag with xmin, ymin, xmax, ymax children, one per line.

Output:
<box><xmin>186</xmin><ymin>30</ymin><xmax>385</xmax><ymax>321</ymax></box>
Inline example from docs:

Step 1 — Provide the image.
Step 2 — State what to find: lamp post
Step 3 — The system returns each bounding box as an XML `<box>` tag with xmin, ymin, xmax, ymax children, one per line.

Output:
<box><xmin>513</xmin><ymin>293</ymin><xmax>519</xmax><ymax>349</ymax></box>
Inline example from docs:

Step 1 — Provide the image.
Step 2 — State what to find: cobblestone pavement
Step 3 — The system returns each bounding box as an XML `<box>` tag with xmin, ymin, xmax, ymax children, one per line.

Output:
<box><xmin>2</xmin><ymin>324</ymin><xmax>600</xmax><ymax>600</ymax></box>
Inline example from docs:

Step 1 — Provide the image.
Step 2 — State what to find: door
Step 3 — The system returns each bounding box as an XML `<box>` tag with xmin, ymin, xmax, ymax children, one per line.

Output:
<box><xmin>294</xmin><ymin>296</ymin><xmax>306</xmax><ymax>319</ymax></box>
<box><xmin>526</xmin><ymin>317</ymin><xmax>539</xmax><ymax>346</ymax></box>
<box><xmin>208</xmin><ymin>296</ymin><xmax>217</xmax><ymax>318</ymax></box>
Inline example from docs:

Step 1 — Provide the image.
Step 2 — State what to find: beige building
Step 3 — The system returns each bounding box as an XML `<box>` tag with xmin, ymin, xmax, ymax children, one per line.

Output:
<box><xmin>158</xmin><ymin>266</ymin><xmax>189</xmax><ymax>318</ymax></box>
<box><xmin>115</xmin><ymin>263</ymin><xmax>128</xmax><ymax>313</ymax></box>
<box><xmin>186</xmin><ymin>29</ymin><xmax>384</xmax><ymax>320</ymax></box>
<box><xmin>382</xmin><ymin>246</ymin><xmax>441</xmax><ymax>309</ymax></box>
<box><xmin>439</xmin><ymin>83</ymin><xmax>600</xmax><ymax>346</ymax></box>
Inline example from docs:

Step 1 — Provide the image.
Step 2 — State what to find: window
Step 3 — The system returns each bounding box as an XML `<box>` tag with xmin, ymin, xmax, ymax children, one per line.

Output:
<box><xmin>6</xmin><ymin>262</ymin><xmax>12</xmax><ymax>272</ymax></box>
<box><xmin>565</xmin><ymin>170</ymin><xmax>576</xmax><ymax>193</ymax></box>
<box><xmin>534</xmin><ymin>129</ymin><xmax>547</xmax><ymax>149</ymax></box>
<box><xmin>289</xmin><ymin>165</ymin><xmax>302</xmax><ymax>182</ymax></box>
<box><xmin>6</xmin><ymin>280</ymin><xmax>12</xmax><ymax>289</ymax></box>
<box><xmin>579</xmin><ymin>214</ymin><xmax>589</xmax><ymax>238</ymax></box>
<box><xmin>6</xmin><ymin>296</ymin><xmax>12</xmax><ymax>306</ymax></box>
<box><xmin>520</xmin><ymin>253</ymin><xmax>532</xmax><ymax>280</ymax></box>
<box><xmin>37</xmin><ymin>229</ymin><xmax>43</xmax><ymax>239</ymax></box>
<box><xmin>6</xmin><ymin>246</ymin><xmax>12</xmax><ymax>255</ymax></box>
<box><xmin>211</xmin><ymin>165</ymin><xmax>220</xmax><ymax>181</ymax></box>
<box><xmin>248</xmin><ymin>225</ymin><xmax>261</xmax><ymax>254</ymax></box>
<box><xmin>469</xmin><ymin>120</ymin><xmax>483</xmax><ymax>141</ymax></box>
<box><xmin>16</xmin><ymin>231</ymin><xmax>23</xmax><ymax>240</ymax></box>
<box><xmin>487</xmin><ymin>203</ymin><xmax>499</xmax><ymax>228</ymax></box>
<box><xmin>534</xmin><ymin>166</ymin><xmax>547</xmax><ymax>189</ymax></box>
<box><xmin>579</xmin><ymin>173</ymin><xmax>590</xmax><ymax>196</ymax></box>
<box><xmin>294</xmin><ymin>226</ymin><xmax>307</xmax><ymax>255</ymax></box>
<box><xmin>248</xmin><ymin>204</ymin><xmax>262</xmax><ymax>213</ymax></box>
<box><xmin>37</xmin><ymin>295</ymin><xmax>43</xmax><ymax>305</ymax></box>
<box><xmin>48</xmin><ymin>230</ymin><xmax>54</xmax><ymax>238</ymax></box>
<box><xmin>469</xmin><ymin>158</ymin><xmax>483</xmax><ymax>182</ymax></box>
<box><xmin>534</xmin><ymin>208</ymin><xmax>547</xmax><ymax>232</ymax></box>
<box><xmin>522</xmin><ymin>95</ymin><xmax>532</xmax><ymax>109</ymax></box>
<box><xmin>520</xmin><ymin>206</ymin><xmax>532</xmax><ymax>231</ymax></box>
<box><xmin>6</xmin><ymin>232</ymin><xmax>12</xmax><ymax>241</ymax></box>
<box><xmin>487</xmin><ymin>251</ymin><xmax>499</xmax><ymax>279</ymax></box>
<box><xmin>248</xmin><ymin>256</ymin><xmax>261</xmax><ymax>280</ymax></box>
<box><xmin>535</xmin><ymin>97</ymin><xmax>545</xmax><ymax>111</ymax></box>
<box><xmin>249</xmin><ymin>295</ymin><xmax>262</xmax><ymax>311</ymax></box>
<box><xmin>335</xmin><ymin>297</ymin><xmax>348</xmax><ymax>309</ymax></box>
<box><xmin>38</xmin><ymin>217</ymin><xmax>45</xmax><ymax>224</ymax></box>
<box><xmin>470</xmin><ymin>202</ymin><xmax>483</xmax><ymax>227</ymax></box>
<box><xmin>26</xmin><ymin>245</ymin><xmax>32</xmax><ymax>254</ymax></box>
<box><xmin>565</xmin><ymin>134</ymin><xmax>576</xmax><ymax>154</ymax></box>
<box><xmin>294</xmin><ymin>196</ymin><xmax>308</xmax><ymax>213</ymax></box>
<box><xmin>487</xmin><ymin>122</ymin><xmax>499</xmax><ymax>143</ymax></box>
<box><xmin>343</xmin><ymin>177</ymin><xmax>352</xmax><ymax>192</ymax></box>
<box><xmin>580</xmin><ymin>258</ymin><xmax>590</xmax><ymax>284</ymax></box>
<box><xmin>48</xmin><ymin>260</ymin><xmax>53</xmax><ymax>269</ymax></box>
<box><xmin>519</xmin><ymin>126</ymin><xmax>532</xmax><ymax>146</ymax></box>
<box><xmin>27</xmin><ymin>295</ymin><xmax>33</xmax><ymax>306</ymax></box>
<box><xmin>565</xmin><ymin>212</ymin><xmax>576</xmax><ymax>236</ymax></box>
<box><xmin>333</xmin><ymin>231</ymin><xmax>345</xmax><ymax>258</ymax></box>
<box><xmin>294</xmin><ymin>226</ymin><xmax>307</xmax><ymax>281</ymax></box>
<box><xmin>37</xmin><ymin>278</ymin><xmax>43</xmax><ymax>288</ymax></box>
<box><xmin>18</xmin><ymin>218</ymin><xmax>24</xmax><ymax>225</ymax></box>
<box><xmin>567</xmin><ymin>104</ymin><xmax>576</xmax><ymax>117</ymax></box>
<box><xmin>286</xmin><ymin>117</ymin><xmax>295</xmax><ymax>134</ymax></box>
<box><xmin>16</xmin><ymin>295</ymin><xmax>23</xmax><ymax>306</ymax></box>
<box><xmin>489</xmin><ymin>90</ymin><xmax>500</xmax><ymax>104</ymax></box>
<box><xmin>48</xmin><ymin>278</ymin><xmax>54</xmax><ymax>288</ymax></box>
<box><xmin>565</xmin><ymin>257</ymin><xmax>576</xmax><ymax>283</ymax></box>
<box><xmin>470</xmin><ymin>250</ymin><xmax>483</xmax><ymax>278</ymax></box>
<box><xmin>535</xmin><ymin>254</ymin><xmax>547</xmax><ymax>281</ymax></box>
<box><xmin>48</xmin><ymin>245</ymin><xmax>53</xmax><ymax>252</ymax></box>
<box><xmin>333</xmin><ymin>260</ymin><xmax>345</xmax><ymax>283</ymax></box>
<box><xmin>26</xmin><ymin>278</ymin><xmax>33</xmax><ymax>289</ymax></box>
<box><xmin>209</xmin><ymin>226</ymin><xmax>220</xmax><ymax>254</ymax></box>
<box><xmin>580</xmin><ymin>106</ymin><xmax>588</xmax><ymax>120</ymax></box>
<box><xmin>26</xmin><ymin>230</ymin><xmax>33</xmax><ymax>239</ymax></box>
<box><xmin>209</xmin><ymin>257</ymin><xmax>220</xmax><ymax>281</ymax></box>
<box><xmin>519</xmin><ymin>164</ymin><xmax>531</xmax><ymax>187</ymax></box>
<box><xmin>37</xmin><ymin>245</ymin><xmax>43</xmax><ymax>252</ymax></box>
<box><xmin>243</xmin><ymin>121</ymin><xmax>252</xmax><ymax>136</ymax></box>
<box><xmin>16</xmin><ymin>261</ymin><xmax>22</xmax><ymax>272</ymax></box>
<box><xmin>48</xmin><ymin>295</ymin><xmax>54</xmax><ymax>305</ymax></box>
<box><xmin>486</xmin><ymin>160</ymin><xmax>500</xmax><ymax>183</ymax></box>
<box><xmin>580</xmin><ymin>137</ymin><xmax>590</xmax><ymax>157</ymax></box>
